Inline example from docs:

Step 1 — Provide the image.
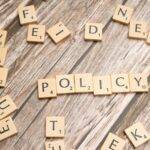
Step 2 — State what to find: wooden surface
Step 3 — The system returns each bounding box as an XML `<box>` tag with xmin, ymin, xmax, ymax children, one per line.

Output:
<box><xmin>0</xmin><ymin>0</ymin><xmax>150</xmax><ymax>149</ymax></box>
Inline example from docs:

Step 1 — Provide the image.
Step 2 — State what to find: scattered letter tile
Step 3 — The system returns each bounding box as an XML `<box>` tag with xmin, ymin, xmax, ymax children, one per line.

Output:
<box><xmin>85</xmin><ymin>23</ymin><xmax>102</xmax><ymax>41</ymax></box>
<box><xmin>146</xmin><ymin>32</ymin><xmax>150</xmax><ymax>44</ymax></box>
<box><xmin>0</xmin><ymin>29</ymin><xmax>7</xmax><ymax>47</ymax></box>
<box><xmin>93</xmin><ymin>75</ymin><xmax>112</xmax><ymax>95</ymax></box>
<box><xmin>0</xmin><ymin>67</ymin><xmax>8</xmax><ymax>87</ymax></box>
<box><xmin>38</xmin><ymin>78</ymin><xmax>57</xmax><ymax>99</ymax></box>
<box><xmin>18</xmin><ymin>5</ymin><xmax>37</xmax><ymax>25</ymax></box>
<box><xmin>27</xmin><ymin>24</ymin><xmax>45</xmax><ymax>43</ymax></box>
<box><xmin>0</xmin><ymin>95</ymin><xmax>17</xmax><ymax>120</ymax></box>
<box><xmin>101</xmin><ymin>133</ymin><xmax>125</xmax><ymax>150</ymax></box>
<box><xmin>129</xmin><ymin>21</ymin><xmax>147</xmax><ymax>39</ymax></box>
<box><xmin>111</xmin><ymin>74</ymin><xmax>130</xmax><ymax>93</ymax></box>
<box><xmin>125</xmin><ymin>122</ymin><xmax>150</xmax><ymax>147</ymax></box>
<box><xmin>0</xmin><ymin>117</ymin><xmax>18</xmax><ymax>141</ymax></box>
<box><xmin>45</xmin><ymin>140</ymin><xmax>65</xmax><ymax>150</ymax></box>
<box><xmin>113</xmin><ymin>5</ymin><xmax>134</xmax><ymax>24</ymax></box>
<box><xmin>75</xmin><ymin>73</ymin><xmax>93</xmax><ymax>93</ymax></box>
<box><xmin>129</xmin><ymin>74</ymin><xmax>149</xmax><ymax>92</ymax></box>
<box><xmin>46</xmin><ymin>117</ymin><xmax>65</xmax><ymax>138</ymax></box>
<box><xmin>56</xmin><ymin>74</ymin><xmax>75</xmax><ymax>94</ymax></box>
<box><xmin>0</xmin><ymin>47</ymin><xmax>8</xmax><ymax>66</ymax></box>
<box><xmin>47</xmin><ymin>22</ymin><xmax>71</xmax><ymax>43</ymax></box>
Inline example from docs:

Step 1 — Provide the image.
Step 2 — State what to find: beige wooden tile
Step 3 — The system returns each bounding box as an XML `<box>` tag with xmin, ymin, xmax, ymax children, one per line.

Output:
<box><xmin>84</xmin><ymin>23</ymin><xmax>102</xmax><ymax>41</ymax></box>
<box><xmin>125</xmin><ymin>122</ymin><xmax>150</xmax><ymax>147</ymax></box>
<box><xmin>47</xmin><ymin>22</ymin><xmax>71</xmax><ymax>43</ymax></box>
<box><xmin>93</xmin><ymin>75</ymin><xmax>112</xmax><ymax>95</ymax></box>
<box><xmin>0</xmin><ymin>117</ymin><xmax>18</xmax><ymax>141</ymax></box>
<box><xmin>27</xmin><ymin>24</ymin><xmax>45</xmax><ymax>43</ymax></box>
<box><xmin>46</xmin><ymin>117</ymin><xmax>65</xmax><ymax>138</ymax></box>
<box><xmin>18</xmin><ymin>5</ymin><xmax>37</xmax><ymax>25</ymax></box>
<box><xmin>0</xmin><ymin>67</ymin><xmax>8</xmax><ymax>87</ymax></box>
<box><xmin>129</xmin><ymin>21</ymin><xmax>147</xmax><ymax>39</ymax></box>
<box><xmin>129</xmin><ymin>74</ymin><xmax>149</xmax><ymax>92</ymax></box>
<box><xmin>0</xmin><ymin>95</ymin><xmax>17</xmax><ymax>120</ymax></box>
<box><xmin>56</xmin><ymin>74</ymin><xmax>75</xmax><ymax>94</ymax></box>
<box><xmin>113</xmin><ymin>5</ymin><xmax>134</xmax><ymax>24</ymax></box>
<box><xmin>0</xmin><ymin>47</ymin><xmax>8</xmax><ymax>66</ymax></box>
<box><xmin>0</xmin><ymin>29</ymin><xmax>7</xmax><ymax>47</ymax></box>
<box><xmin>111</xmin><ymin>74</ymin><xmax>130</xmax><ymax>93</ymax></box>
<box><xmin>38</xmin><ymin>78</ymin><xmax>57</xmax><ymax>99</ymax></box>
<box><xmin>75</xmin><ymin>73</ymin><xmax>93</xmax><ymax>93</ymax></box>
<box><xmin>146</xmin><ymin>32</ymin><xmax>150</xmax><ymax>44</ymax></box>
<box><xmin>101</xmin><ymin>133</ymin><xmax>125</xmax><ymax>150</ymax></box>
<box><xmin>45</xmin><ymin>140</ymin><xmax>65</xmax><ymax>150</ymax></box>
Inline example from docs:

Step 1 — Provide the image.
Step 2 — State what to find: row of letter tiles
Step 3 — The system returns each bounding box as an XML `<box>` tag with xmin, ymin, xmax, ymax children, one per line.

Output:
<box><xmin>38</xmin><ymin>73</ymin><xmax>149</xmax><ymax>98</ymax></box>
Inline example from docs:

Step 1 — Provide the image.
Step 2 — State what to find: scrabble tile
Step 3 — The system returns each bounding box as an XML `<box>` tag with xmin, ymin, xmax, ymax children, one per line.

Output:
<box><xmin>111</xmin><ymin>74</ymin><xmax>130</xmax><ymax>93</ymax></box>
<box><xmin>27</xmin><ymin>24</ymin><xmax>45</xmax><ymax>43</ymax></box>
<box><xmin>101</xmin><ymin>133</ymin><xmax>125</xmax><ymax>150</ymax></box>
<box><xmin>46</xmin><ymin>117</ymin><xmax>65</xmax><ymax>138</ymax></box>
<box><xmin>125</xmin><ymin>122</ymin><xmax>150</xmax><ymax>147</ymax></box>
<box><xmin>129</xmin><ymin>21</ymin><xmax>147</xmax><ymax>39</ymax></box>
<box><xmin>0</xmin><ymin>95</ymin><xmax>17</xmax><ymax>120</ymax></box>
<box><xmin>75</xmin><ymin>73</ymin><xmax>93</xmax><ymax>93</ymax></box>
<box><xmin>129</xmin><ymin>74</ymin><xmax>149</xmax><ymax>92</ymax></box>
<box><xmin>0</xmin><ymin>29</ymin><xmax>7</xmax><ymax>47</ymax></box>
<box><xmin>56</xmin><ymin>74</ymin><xmax>75</xmax><ymax>94</ymax></box>
<box><xmin>47</xmin><ymin>22</ymin><xmax>71</xmax><ymax>43</ymax></box>
<box><xmin>0</xmin><ymin>117</ymin><xmax>17</xmax><ymax>141</ymax></box>
<box><xmin>0</xmin><ymin>67</ymin><xmax>8</xmax><ymax>87</ymax></box>
<box><xmin>38</xmin><ymin>78</ymin><xmax>57</xmax><ymax>99</ymax></box>
<box><xmin>0</xmin><ymin>47</ymin><xmax>8</xmax><ymax>66</ymax></box>
<box><xmin>18</xmin><ymin>5</ymin><xmax>37</xmax><ymax>25</ymax></box>
<box><xmin>93</xmin><ymin>75</ymin><xmax>112</xmax><ymax>95</ymax></box>
<box><xmin>45</xmin><ymin>140</ymin><xmax>65</xmax><ymax>150</ymax></box>
<box><xmin>84</xmin><ymin>23</ymin><xmax>102</xmax><ymax>41</ymax></box>
<box><xmin>113</xmin><ymin>5</ymin><xmax>134</xmax><ymax>24</ymax></box>
<box><xmin>146</xmin><ymin>32</ymin><xmax>150</xmax><ymax>44</ymax></box>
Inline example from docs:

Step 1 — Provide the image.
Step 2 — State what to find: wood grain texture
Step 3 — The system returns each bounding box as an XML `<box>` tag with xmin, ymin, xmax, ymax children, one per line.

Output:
<box><xmin>0</xmin><ymin>0</ymin><xmax>149</xmax><ymax>149</ymax></box>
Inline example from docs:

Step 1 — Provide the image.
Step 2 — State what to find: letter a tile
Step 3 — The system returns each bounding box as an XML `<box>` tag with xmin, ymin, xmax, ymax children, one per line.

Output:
<box><xmin>56</xmin><ymin>74</ymin><xmax>75</xmax><ymax>94</ymax></box>
<box><xmin>0</xmin><ymin>117</ymin><xmax>18</xmax><ymax>141</ymax></box>
<box><xmin>0</xmin><ymin>95</ymin><xmax>17</xmax><ymax>120</ymax></box>
<box><xmin>38</xmin><ymin>78</ymin><xmax>57</xmax><ymax>99</ymax></box>
<box><xmin>113</xmin><ymin>5</ymin><xmax>134</xmax><ymax>24</ymax></box>
<box><xmin>125</xmin><ymin>122</ymin><xmax>150</xmax><ymax>147</ymax></box>
<box><xmin>85</xmin><ymin>23</ymin><xmax>102</xmax><ymax>41</ymax></box>
<box><xmin>46</xmin><ymin>117</ymin><xmax>65</xmax><ymax>138</ymax></box>
<box><xmin>101</xmin><ymin>133</ymin><xmax>125</xmax><ymax>150</ymax></box>
<box><xmin>45</xmin><ymin>140</ymin><xmax>65</xmax><ymax>150</ymax></box>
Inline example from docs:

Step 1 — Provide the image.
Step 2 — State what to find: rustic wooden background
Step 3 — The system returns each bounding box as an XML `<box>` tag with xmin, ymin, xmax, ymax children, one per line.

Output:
<box><xmin>0</xmin><ymin>0</ymin><xmax>150</xmax><ymax>149</ymax></box>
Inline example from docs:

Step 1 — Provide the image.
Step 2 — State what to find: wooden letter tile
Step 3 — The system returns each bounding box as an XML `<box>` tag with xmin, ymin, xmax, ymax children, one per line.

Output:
<box><xmin>75</xmin><ymin>73</ymin><xmax>93</xmax><ymax>93</ymax></box>
<box><xmin>146</xmin><ymin>32</ymin><xmax>150</xmax><ymax>44</ymax></box>
<box><xmin>85</xmin><ymin>23</ymin><xmax>102</xmax><ymax>41</ymax></box>
<box><xmin>0</xmin><ymin>29</ymin><xmax>7</xmax><ymax>47</ymax></box>
<box><xmin>45</xmin><ymin>140</ymin><xmax>65</xmax><ymax>150</ymax></box>
<box><xmin>93</xmin><ymin>75</ymin><xmax>112</xmax><ymax>95</ymax></box>
<box><xmin>113</xmin><ymin>5</ymin><xmax>134</xmax><ymax>24</ymax></box>
<box><xmin>27</xmin><ymin>24</ymin><xmax>45</xmax><ymax>43</ymax></box>
<box><xmin>46</xmin><ymin>117</ymin><xmax>65</xmax><ymax>138</ymax></box>
<box><xmin>0</xmin><ymin>67</ymin><xmax>8</xmax><ymax>87</ymax></box>
<box><xmin>101</xmin><ymin>133</ymin><xmax>125</xmax><ymax>150</ymax></box>
<box><xmin>18</xmin><ymin>5</ymin><xmax>37</xmax><ymax>25</ymax></box>
<box><xmin>47</xmin><ymin>22</ymin><xmax>71</xmax><ymax>43</ymax></box>
<box><xmin>125</xmin><ymin>122</ymin><xmax>150</xmax><ymax>147</ymax></box>
<box><xmin>38</xmin><ymin>78</ymin><xmax>57</xmax><ymax>99</ymax></box>
<box><xmin>111</xmin><ymin>74</ymin><xmax>130</xmax><ymax>93</ymax></box>
<box><xmin>56</xmin><ymin>74</ymin><xmax>75</xmax><ymax>94</ymax></box>
<box><xmin>129</xmin><ymin>74</ymin><xmax>149</xmax><ymax>92</ymax></box>
<box><xmin>129</xmin><ymin>21</ymin><xmax>147</xmax><ymax>39</ymax></box>
<box><xmin>0</xmin><ymin>117</ymin><xmax>18</xmax><ymax>141</ymax></box>
<box><xmin>0</xmin><ymin>95</ymin><xmax>17</xmax><ymax>120</ymax></box>
<box><xmin>0</xmin><ymin>47</ymin><xmax>8</xmax><ymax>66</ymax></box>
